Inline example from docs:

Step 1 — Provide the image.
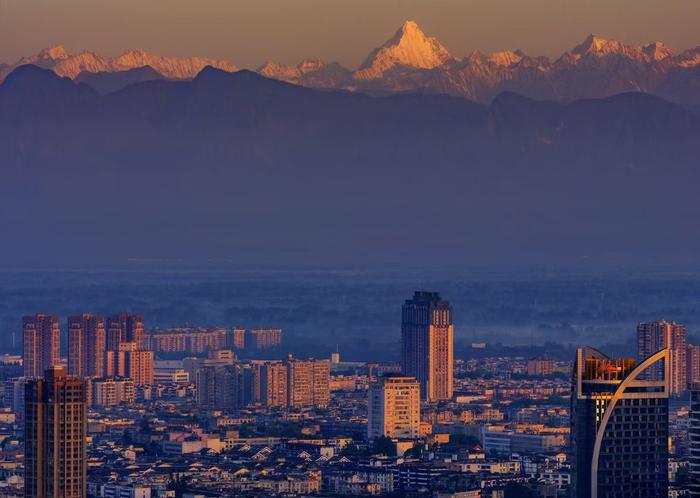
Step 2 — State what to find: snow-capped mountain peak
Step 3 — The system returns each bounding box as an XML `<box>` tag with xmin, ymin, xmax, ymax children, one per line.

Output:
<box><xmin>37</xmin><ymin>45</ymin><xmax>69</xmax><ymax>61</ymax></box>
<box><xmin>1</xmin><ymin>46</ymin><xmax>238</xmax><ymax>81</ymax></box>
<box><xmin>297</xmin><ymin>59</ymin><xmax>325</xmax><ymax>74</ymax></box>
<box><xmin>569</xmin><ymin>35</ymin><xmax>673</xmax><ymax>63</ymax></box>
<box><xmin>571</xmin><ymin>34</ymin><xmax>629</xmax><ymax>57</ymax></box>
<box><xmin>488</xmin><ymin>50</ymin><xmax>524</xmax><ymax>67</ymax></box>
<box><xmin>642</xmin><ymin>41</ymin><xmax>673</xmax><ymax>61</ymax></box>
<box><xmin>355</xmin><ymin>20</ymin><xmax>452</xmax><ymax>79</ymax></box>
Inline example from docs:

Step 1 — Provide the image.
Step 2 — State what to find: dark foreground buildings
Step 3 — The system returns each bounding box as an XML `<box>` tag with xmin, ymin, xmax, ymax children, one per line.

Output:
<box><xmin>690</xmin><ymin>382</ymin><xmax>700</xmax><ymax>497</ymax></box>
<box><xmin>25</xmin><ymin>366</ymin><xmax>87</xmax><ymax>498</ymax></box>
<box><xmin>571</xmin><ymin>347</ymin><xmax>669</xmax><ymax>498</ymax></box>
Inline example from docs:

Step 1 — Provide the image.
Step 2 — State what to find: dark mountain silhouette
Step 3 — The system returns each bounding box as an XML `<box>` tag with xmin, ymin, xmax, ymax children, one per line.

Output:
<box><xmin>74</xmin><ymin>65</ymin><xmax>164</xmax><ymax>94</ymax></box>
<box><xmin>7</xmin><ymin>22</ymin><xmax>700</xmax><ymax>107</ymax></box>
<box><xmin>660</xmin><ymin>65</ymin><xmax>700</xmax><ymax>106</ymax></box>
<box><xmin>1</xmin><ymin>65</ymin><xmax>699</xmax><ymax>266</ymax></box>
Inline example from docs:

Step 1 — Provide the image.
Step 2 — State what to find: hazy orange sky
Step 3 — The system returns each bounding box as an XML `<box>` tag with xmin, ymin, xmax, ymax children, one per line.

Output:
<box><xmin>1</xmin><ymin>0</ymin><xmax>700</xmax><ymax>68</ymax></box>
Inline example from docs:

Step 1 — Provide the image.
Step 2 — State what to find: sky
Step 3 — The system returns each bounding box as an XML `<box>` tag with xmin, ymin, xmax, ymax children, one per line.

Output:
<box><xmin>1</xmin><ymin>0</ymin><xmax>700</xmax><ymax>69</ymax></box>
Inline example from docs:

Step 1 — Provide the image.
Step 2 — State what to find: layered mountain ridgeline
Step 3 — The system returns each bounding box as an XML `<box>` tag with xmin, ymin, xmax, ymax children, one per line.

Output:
<box><xmin>1</xmin><ymin>64</ymin><xmax>699</xmax><ymax>265</ymax></box>
<box><xmin>4</xmin><ymin>21</ymin><xmax>700</xmax><ymax>104</ymax></box>
<box><xmin>0</xmin><ymin>44</ymin><xmax>236</xmax><ymax>81</ymax></box>
<box><xmin>258</xmin><ymin>21</ymin><xmax>700</xmax><ymax>104</ymax></box>
<box><xmin>74</xmin><ymin>66</ymin><xmax>163</xmax><ymax>95</ymax></box>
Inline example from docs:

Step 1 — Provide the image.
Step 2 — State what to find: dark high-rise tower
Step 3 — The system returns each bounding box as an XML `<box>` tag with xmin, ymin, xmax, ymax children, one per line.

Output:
<box><xmin>24</xmin><ymin>366</ymin><xmax>87</xmax><ymax>498</ymax></box>
<box><xmin>106</xmin><ymin>313</ymin><xmax>144</xmax><ymax>351</ymax></box>
<box><xmin>401</xmin><ymin>291</ymin><xmax>453</xmax><ymax>401</ymax></box>
<box><xmin>22</xmin><ymin>315</ymin><xmax>60</xmax><ymax>378</ymax></box>
<box><xmin>571</xmin><ymin>347</ymin><xmax>669</xmax><ymax>498</ymax></box>
<box><xmin>690</xmin><ymin>381</ymin><xmax>700</xmax><ymax>497</ymax></box>
<box><xmin>67</xmin><ymin>314</ymin><xmax>106</xmax><ymax>378</ymax></box>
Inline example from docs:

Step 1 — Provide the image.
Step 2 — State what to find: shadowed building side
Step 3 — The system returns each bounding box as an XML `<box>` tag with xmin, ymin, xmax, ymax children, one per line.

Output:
<box><xmin>106</xmin><ymin>313</ymin><xmax>144</xmax><ymax>351</ymax></box>
<box><xmin>24</xmin><ymin>366</ymin><xmax>87</xmax><ymax>498</ymax></box>
<box><xmin>401</xmin><ymin>291</ymin><xmax>453</xmax><ymax>402</ymax></box>
<box><xmin>571</xmin><ymin>347</ymin><xmax>669</xmax><ymax>498</ymax></box>
<box><xmin>690</xmin><ymin>382</ymin><xmax>700</xmax><ymax>496</ymax></box>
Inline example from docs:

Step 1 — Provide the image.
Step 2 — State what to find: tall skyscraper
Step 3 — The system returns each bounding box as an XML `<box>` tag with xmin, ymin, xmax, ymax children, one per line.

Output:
<box><xmin>367</xmin><ymin>375</ymin><xmax>420</xmax><ymax>441</ymax></box>
<box><xmin>571</xmin><ymin>347</ymin><xmax>669</xmax><ymax>498</ymax></box>
<box><xmin>637</xmin><ymin>320</ymin><xmax>687</xmax><ymax>395</ymax></box>
<box><xmin>690</xmin><ymin>381</ymin><xmax>700</xmax><ymax>497</ymax></box>
<box><xmin>106</xmin><ymin>313</ymin><xmax>144</xmax><ymax>351</ymax></box>
<box><xmin>401</xmin><ymin>291</ymin><xmax>453</xmax><ymax>401</ymax></box>
<box><xmin>67</xmin><ymin>314</ymin><xmax>106</xmax><ymax>378</ymax></box>
<box><xmin>23</xmin><ymin>314</ymin><xmax>60</xmax><ymax>378</ymax></box>
<box><xmin>25</xmin><ymin>366</ymin><xmax>87</xmax><ymax>498</ymax></box>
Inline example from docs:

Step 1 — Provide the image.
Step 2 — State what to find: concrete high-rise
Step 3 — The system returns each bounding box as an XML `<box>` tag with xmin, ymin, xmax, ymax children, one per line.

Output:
<box><xmin>571</xmin><ymin>347</ymin><xmax>669</xmax><ymax>498</ymax></box>
<box><xmin>367</xmin><ymin>375</ymin><xmax>420</xmax><ymax>441</ymax></box>
<box><xmin>286</xmin><ymin>357</ymin><xmax>330</xmax><ymax>408</ymax></box>
<box><xmin>105</xmin><ymin>342</ymin><xmax>153</xmax><ymax>386</ymax></box>
<box><xmin>92</xmin><ymin>378</ymin><xmax>135</xmax><ymax>407</ymax></box>
<box><xmin>67</xmin><ymin>314</ymin><xmax>106</xmax><ymax>378</ymax></box>
<box><xmin>260</xmin><ymin>361</ymin><xmax>288</xmax><ymax>407</ymax></box>
<box><xmin>244</xmin><ymin>328</ymin><xmax>283</xmax><ymax>350</ymax></box>
<box><xmin>637</xmin><ymin>320</ymin><xmax>687</xmax><ymax>395</ymax></box>
<box><xmin>24</xmin><ymin>366</ymin><xmax>87</xmax><ymax>498</ymax></box>
<box><xmin>230</xmin><ymin>328</ymin><xmax>246</xmax><ymax>350</ymax></box>
<box><xmin>688</xmin><ymin>344</ymin><xmax>700</xmax><ymax>385</ymax></box>
<box><xmin>195</xmin><ymin>364</ymin><xmax>250</xmax><ymax>410</ymax></box>
<box><xmin>401</xmin><ymin>291</ymin><xmax>453</xmax><ymax>401</ymax></box>
<box><xmin>23</xmin><ymin>314</ymin><xmax>60</xmax><ymax>378</ymax></box>
<box><xmin>145</xmin><ymin>328</ymin><xmax>227</xmax><ymax>353</ymax></box>
<box><xmin>106</xmin><ymin>313</ymin><xmax>145</xmax><ymax>351</ymax></box>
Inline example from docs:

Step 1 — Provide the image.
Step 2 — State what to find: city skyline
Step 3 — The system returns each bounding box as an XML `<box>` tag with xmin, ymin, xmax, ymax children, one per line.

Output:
<box><xmin>1</xmin><ymin>1</ymin><xmax>699</xmax><ymax>496</ymax></box>
<box><xmin>5</xmin><ymin>291</ymin><xmax>699</xmax><ymax>497</ymax></box>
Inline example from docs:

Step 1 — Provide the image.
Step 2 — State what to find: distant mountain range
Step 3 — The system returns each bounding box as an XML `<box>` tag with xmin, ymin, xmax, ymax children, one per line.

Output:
<box><xmin>258</xmin><ymin>21</ymin><xmax>700</xmax><ymax>105</ymax></box>
<box><xmin>1</xmin><ymin>63</ymin><xmax>699</xmax><ymax>265</ymax></box>
<box><xmin>3</xmin><ymin>21</ymin><xmax>700</xmax><ymax>105</ymax></box>
<box><xmin>0</xmin><ymin>44</ymin><xmax>236</xmax><ymax>81</ymax></box>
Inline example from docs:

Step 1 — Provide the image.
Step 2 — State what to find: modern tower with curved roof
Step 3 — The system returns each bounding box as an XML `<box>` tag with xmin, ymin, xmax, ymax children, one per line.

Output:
<box><xmin>571</xmin><ymin>346</ymin><xmax>669</xmax><ymax>498</ymax></box>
